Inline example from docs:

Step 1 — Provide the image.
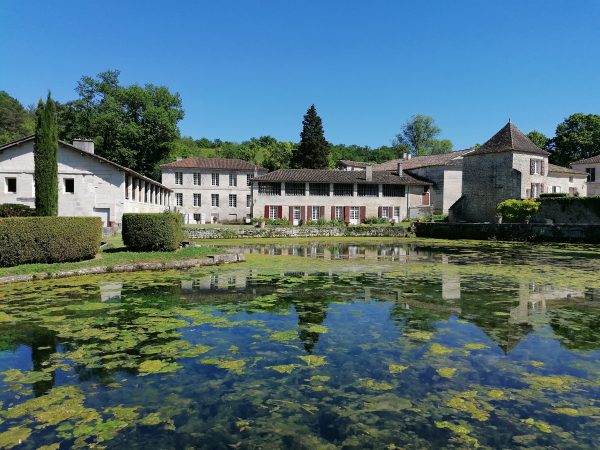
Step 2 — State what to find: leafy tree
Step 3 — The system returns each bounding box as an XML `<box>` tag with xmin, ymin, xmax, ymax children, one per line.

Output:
<box><xmin>0</xmin><ymin>91</ymin><xmax>35</xmax><ymax>145</ymax></box>
<box><xmin>34</xmin><ymin>93</ymin><xmax>59</xmax><ymax>216</ymax></box>
<box><xmin>393</xmin><ymin>114</ymin><xmax>453</xmax><ymax>156</ymax></box>
<box><xmin>290</xmin><ymin>105</ymin><xmax>330</xmax><ymax>169</ymax></box>
<box><xmin>60</xmin><ymin>70</ymin><xmax>184</xmax><ymax>178</ymax></box>
<box><xmin>549</xmin><ymin>113</ymin><xmax>600</xmax><ymax>166</ymax></box>
<box><xmin>527</xmin><ymin>130</ymin><xmax>550</xmax><ymax>151</ymax></box>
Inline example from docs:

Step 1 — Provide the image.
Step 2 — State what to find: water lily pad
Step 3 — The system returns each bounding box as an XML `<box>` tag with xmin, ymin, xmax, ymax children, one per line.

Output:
<box><xmin>437</xmin><ymin>367</ymin><xmax>457</xmax><ymax>378</ymax></box>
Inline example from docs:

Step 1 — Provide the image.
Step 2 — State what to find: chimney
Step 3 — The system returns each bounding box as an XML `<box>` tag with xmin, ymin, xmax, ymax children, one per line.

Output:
<box><xmin>408</xmin><ymin>153</ymin><xmax>412</xmax><ymax>159</ymax></box>
<box><xmin>176</xmin><ymin>157</ymin><xmax>183</xmax><ymax>161</ymax></box>
<box><xmin>365</xmin><ymin>165</ymin><xmax>373</xmax><ymax>181</ymax></box>
<box><xmin>403</xmin><ymin>153</ymin><xmax>407</xmax><ymax>159</ymax></box>
<box><xmin>397</xmin><ymin>162</ymin><xmax>403</xmax><ymax>177</ymax></box>
<box><xmin>72</xmin><ymin>138</ymin><xmax>94</xmax><ymax>154</ymax></box>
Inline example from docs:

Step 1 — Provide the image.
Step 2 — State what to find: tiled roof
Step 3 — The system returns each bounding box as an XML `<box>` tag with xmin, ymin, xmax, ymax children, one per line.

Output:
<box><xmin>468</xmin><ymin>122</ymin><xmax>549</xmax><ymax>156</ymax></box>
<box><xmin>372</xmin><ymin>149</ymin><xmax>473</xmax><ymax>171</ymax></box>
<box><xmin>572</xmin><ymin>154</ymin><xmax>600</xmax><ymax>165</ymax></box>
<box><xmin>337</xmin><ymin>159</ymin><xmax>371</xmax><ymax>167</ymax></box>
<box><xmin>0</xmin><ymin>136</ymin><xmax>171</xmax><ymax>190</ymax></box>
<box><xmin>252</xmin><ymin>168</ymin><xmax>431</xmax><ymax>185</ymax></box>
<box><xmin>547</xmin><ymin>164</ymin><xmax>588</xmax><ymax>177</ymax></box>
<box><xmin>161</xmin><ymin>157</ymin><xmax>265</xmax><ymax>171</ymax></box>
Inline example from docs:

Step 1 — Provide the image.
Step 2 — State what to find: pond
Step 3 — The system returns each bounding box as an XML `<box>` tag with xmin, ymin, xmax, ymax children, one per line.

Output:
<box><xmin>1</xmin><ymin>240</ymin><xmax>600</xmax><ymax>449</ymax></box>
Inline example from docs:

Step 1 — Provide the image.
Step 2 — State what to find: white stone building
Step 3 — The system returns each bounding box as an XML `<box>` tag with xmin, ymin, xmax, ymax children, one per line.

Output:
<box><xmin>572</xmin><ymin>155</ymin><xmax>600</xmax><ymax>196</ymax></box>
<box><xmin>160</xmin><ymin>157</ymin><xmax>267</xmax><ymax>224</ymax></box>
<box><xmin>0</xmin><ymin>136</ymin><xmax>171</xmax><ymax>226</ymax></box>
<box><xmin>251</xmin><ymin>166</ymin><xmax>432</xmax><ymax>224</ymax></box>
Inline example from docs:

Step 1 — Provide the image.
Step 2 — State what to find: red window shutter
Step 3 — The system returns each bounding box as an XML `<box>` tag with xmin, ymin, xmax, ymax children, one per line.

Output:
<box><xmin>541</xmin><ymin>160</ymin><xmax>546</xmax><ymax>176</ymax></box>
<box><xmin>331</xmin><ymin>206</ymin><xmax>335</xmax><ymax>220</ymax></box>
<box><xmin>277</xmin><ymin>205</ymin><xmax>283</xmax><ymax>219</ymax></box>
<box><xmin>378</xmin><ymin>206</ymin><xmax>382</xmax><ymax>218</ymax></box>
<box><xmin>300</xmin><ymin>206</ymin><xmax>306</xmax><ymax>222</ymax></box>
<box><xmin>360</xmin><ymin>206</ymin><xmax>366</xmax><ymax>223</ymax></box>
<box><xmin>422</xmin><ymin>192</ymin><xmax>430</xmax><ymax>206</ymax></box>
<box><xmin>530</xmin><ymin>160</ymin><xmax>535</xmax><ymax>175</ymax></box>
<box><xmin>264</xmin><ymin>205</ymin><xmax>269</xmax><ymax>218</ymax></box>
<box><xmin>307</xmin><ymin>206</ymin><xmax>313</xmax><ymax>220</ymax></box>
<box><xmin>320</xmin><ymin>206</ymin><xmax>325</xmax><ymax>218</ymax></box>
<box><xmin>530</xmin><ymin>183</ymin><xmax>535</xmax><ymax>198</ymax></box>
<box><xmin>289</xmin><ymin>206</ymin><xmax>293</xmax><ymax>224</ymax></box>
<box><xmin>343</xmin><ymin>206</ymin><xmax>350</xmax><ymax>222</ymax></box>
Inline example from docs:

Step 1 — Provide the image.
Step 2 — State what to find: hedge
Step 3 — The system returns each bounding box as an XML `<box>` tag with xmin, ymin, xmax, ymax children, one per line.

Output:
<box><xmin>496</xmin><ymin>199</ymin><xmax>540</xmax><ymax>223</ymax></box>
<box><xmin>122</xmin><ymin>212</ymin><xmax>184</xmax><ymax>251</ymax></box>
<box><xmin>0</xmin><ymin>203</ymin><xmax>35</xmax><ymax>218</ymax></box>
<box><xmin>0</xmin><ymin>217</ymin><xmax>102</xmax><ymax>267</ymax></box>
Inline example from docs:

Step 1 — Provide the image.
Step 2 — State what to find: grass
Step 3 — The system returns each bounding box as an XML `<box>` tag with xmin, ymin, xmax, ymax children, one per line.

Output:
<box><xmin>0</xmin><ymin>234</ymin><xmax>219</xmax><ymax>278</ymax></box>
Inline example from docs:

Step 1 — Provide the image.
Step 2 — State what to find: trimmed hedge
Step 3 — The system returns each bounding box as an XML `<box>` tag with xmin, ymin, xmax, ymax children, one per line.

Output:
<box><xmin>0</xmin><ymin>217</ymin><xmax>102</xmax><ymax>267</ymax></box>
<box><xmin>539</xmin><ymin>193</ymin><xmax>568</xmax><ymax>198</ymax></box>
<box><xmin>0</xmin><ymin>204</ymin><xmax>35</xmax><ymax>217</ymax></box>
<box><xmin>122</xmin><ymin>212</ymin><xmax>184</xmax><ymax>251</ymax></box>
<box><xmin>496</xmin><ymin>199</ymin><xmax>540</xmax><ymax>223</ymax></box>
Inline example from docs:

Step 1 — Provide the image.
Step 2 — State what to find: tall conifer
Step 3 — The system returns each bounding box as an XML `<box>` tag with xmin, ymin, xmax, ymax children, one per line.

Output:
<box><xmin>34</xmin><ymin>93</ymin><xmax>59</xmax><ymax>216</ymax></box>
<box><xmin>290</xmin><ymin>105</ymin><xmax>330</xmax><ymax>169</ymax></box>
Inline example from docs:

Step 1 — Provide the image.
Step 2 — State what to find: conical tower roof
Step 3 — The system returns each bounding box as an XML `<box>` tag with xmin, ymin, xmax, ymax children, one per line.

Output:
<box><xmin>468</xmin><ymin>122</ymin><xmax>549</xmax><ymax>156</ymax></box>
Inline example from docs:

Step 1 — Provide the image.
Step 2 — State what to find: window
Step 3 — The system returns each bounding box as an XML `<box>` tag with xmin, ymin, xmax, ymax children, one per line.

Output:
<box><xmin>246</xmin><ymin>195</ymin><xmax>251</xmax><ymax>207</ymax></box>
<box><xmin>5</xmin><ymin>178</ymin><xmax>16</xmax><ymax>193</ymax></box>
<box><xmin>269</xmin><ymin>205</ymin><xmax>278</xmax><ymax>219</ymax></box>
<box><xmin>211</xmin><ymin>194</ymin><xmax>219</xmax><ymax>207</ymax></box>
<box><xmin>229</xmin><ymin>194</ymin><xmax>237</xmax><ymax>207</ymax></box>
<box><xmin>393</xmin><ymin>207</ymin><xmax>400</xmax><ymax>218</ymax></box>
<box><xmin>530</xmin><ymin>183</ymin><xmax>542</xmax><ymax>198</ymax></box>
<box><xmin>357</xmin><ymin>184</ymin><xmax>378</xmax><ymax>196</ymax></box>
<box><xmin>193</xmin><ymin>173</ymin><xmax>201</xmax><ymax>185</ymax></box>
<box><xmin>64</xmin><ymin>178</ymin><xmax>75</xmax><ymax>193</ymax></box>
<box><xmin>229</xmin><ymin>173</ymin><xmax>237</xmax><ymax>187</ymax></box>
<box><xmin>193</xmin><ymin>214</ymin><xmax>202</xmax><ymax>223</ymax></box>
<box><xmin>285</xmin><ymin>182</ymin><xmax>306</xmax><ymax>196</ymax></box>
<box><xmin>311</xmin><ymin>207</ymin><xmax>320</xmax><ymax>221</ymax></box>
<box><xmin>552</xmin><ymin>186</ymin><xmax>561</xmax><ymax>193</ymax></box>
<box><xmin>293</xmin><ymin>206</ymin><xmax>302</xmax><ymax>220</ymax></box>
<box><xmin>125</xmin><ymin>176</ymin><xmax>130</xmax><ymax>199</ymax></box>
<box><xmin>175</xmin><ymin>193</ymin><xmax>183</xmax><ymax>206</ymax></box>
<box><xmin>258</xmin><ymin>182</ymin><xmax>281</xmax><ymax>195</ymax></box>
<box><xmin>193</xmin><ymin>193</ymin><xmax>201</xmax><ymax>207</ymax></box>
<box><xmin>382</xmin><ymin>184</ymin><xmax>405</xmax><ymax>197</ymax></box>
<box><xmin>531</xmin><ymin>160</ymin><xmax>542</xmax><ymax>175</ymax></box>
<box><xmin>246</xmin><ymin>174</ymin><xmax>252</xmax><ymax>186</ymax></box>
<box><xmin>381</xmin><ymin>207</ymin><xmax>389</xmax><ymax>218</ymax></box>
<box><xmin>335</xmin><ymin>206</ymin><xmax>343</xmax><ymax>220</ymax></box>
<box><xmin>350</xmin><ymin>207</ymin><xmax>360</xmax><ymax>220</ymax></box>
<box><xmin>569</xmin><ymin>177</ymin><xmax>574</xmax><ymax>183</ymax></box>
<box><xmin>211</xmin><ymin>173</ymin><xmax>219</xmax><ymax>186</ymax></box>
<box><xmin>586</xmin><ymin>168</ymin><xmax>596</xmax><ymax>182</ymax></box>
<box><xmin>175</xmin><ymin>172</ymin><xmax>183</xmax><ymax>185</ymax></box>
<box><xmin>334</xmin><ymin>183</ymin><xmax>354</xmax><ymax>196</ymax></box>
<box><xmin>309</xmin><ymin>183</ymin><xmax>330</xmax><ymax>196</ymax></box>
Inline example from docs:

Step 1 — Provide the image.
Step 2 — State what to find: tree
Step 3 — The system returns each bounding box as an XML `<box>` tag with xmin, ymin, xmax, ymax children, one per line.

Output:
<box><xmin>0</xmin><ymin>91</ymin><xmax>35</xmax><ymax>145</ymax></box>
<box><xmin>60</xmin><ymin>70</ymin><xmax>184</xmax><ymax>178</ymax></box>
<box><xmin>527</xmin><ymin>130</ymin><xmax>550</xmax><ymax>151</ymax></box>
<box><xmin>393</xmin><ymin>114</ymin><xmax>453</xmax><ymax>156</ymax></box>
<box><xmin>34</xmin><ymin>93</ymin><xmax>59</xmax><ymax>216</ymax></box>
<box><xmin>290</xmin><ymin>105</ymin><xmax>330</xmax><ymax>169</ymax></box>
<box><xmin>549</xmin><ymin>113</ymin><xmax>600</xmax><ymax>166</ymax></box>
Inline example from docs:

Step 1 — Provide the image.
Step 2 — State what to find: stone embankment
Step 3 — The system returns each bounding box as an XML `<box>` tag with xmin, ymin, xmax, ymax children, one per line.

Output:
<box><xmin>0</xmin><ymin>254</ymin><xmax>244</xmax><ymax>284</ymax></box>
<box><xmin>184</xmin><ymin>225</ymin><xmax>410</xmax><ymax>239</ymax></box>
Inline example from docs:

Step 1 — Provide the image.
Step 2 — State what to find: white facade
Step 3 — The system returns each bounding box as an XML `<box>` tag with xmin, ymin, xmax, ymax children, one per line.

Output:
<box><xmin>0</xmin><ymin>138</ymin><xmax>171</xmax><ymax>226</ymax></box>
<box><xmin>572</xmin><ymin>160</ymin><xmax>600</xmax><ymax>196</ymax></box>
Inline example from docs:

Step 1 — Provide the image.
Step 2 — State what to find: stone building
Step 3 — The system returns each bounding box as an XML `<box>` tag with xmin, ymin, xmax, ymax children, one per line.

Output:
<box><xmin>0</xmin><ymin>136</ymin><xmax>171</xmax><ymax>226</ymax></box>
<box><xmin>160</xmin><ymin>157</ymin><xmax>267</xmax><ymax>224</ymax></box>
<box><xmin>251</xmin><ymin>165</ymin><xmax>431</xmax><ymax>224</ymax></box>
<box><xmin>572</xmin><ymin>155</ymin><xmax>600</xmax><ymax>196</ymax></box>
<box><xmin>449</xmin><ymin>122</ymin><xmax>587</xmax><ymax>223</ymax></box>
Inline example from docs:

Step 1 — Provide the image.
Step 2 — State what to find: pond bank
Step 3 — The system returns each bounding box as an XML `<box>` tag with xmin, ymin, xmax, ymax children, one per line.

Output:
<box><xmin>0</xmin><ymin>253</ymin><xmax>244</xmax><ymax>284</ymax></box>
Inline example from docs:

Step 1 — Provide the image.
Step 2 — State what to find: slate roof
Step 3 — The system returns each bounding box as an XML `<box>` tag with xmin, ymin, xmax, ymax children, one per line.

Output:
<box><xmin>372</xmin><ymin>149</ymin><xmax>473</xmax><ymax>171</ymax></box>
<box><xmin>547</xmin><ymin>164</ymin><xmax>588</xmax><ymax>177</ymax></box>
<box><xmin>467</xmin><ymin>122</ymin><xmax>549</xmax><ymax>156</ymax></box>
<box><xmin>252</xmin><ymin>169</ymin><xmax>431</xmax><ymax>185</ymax></box>
<box><xmin>572</xmin><ymin>154</ymin><xmax>600</xmax><ymax>165</ymax></box>
<box><xmin>161</xmin><ymin>157</ymin><xmax>265</xmax><ymax>171</ymax></box>
<box><xmin>0</xmin><ymin>136</ymin><xmax>171</xmax><ymax>190</ymax></box>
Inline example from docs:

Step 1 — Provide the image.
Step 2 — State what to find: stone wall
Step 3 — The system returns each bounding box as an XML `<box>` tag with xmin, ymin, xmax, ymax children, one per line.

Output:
<box><xmin>532</xmin><ymin>197</ymin><xmax>600</xmax><ymax>224</ymax></box>
<box><xmin>415</xmin><ymin>222</ymin><xmax>600</xmax><ymax>243</ymax></box>
<box><xmin>184</xmin><ymin>225</ymin><xmax>410</xmax><ymax>239</ymax></box>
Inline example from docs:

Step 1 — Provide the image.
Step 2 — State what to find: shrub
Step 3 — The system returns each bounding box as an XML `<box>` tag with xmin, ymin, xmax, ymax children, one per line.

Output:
<box><xmin>540</xmin><ymin>193</ymin><xmax>568</xmax><ymax>198</ymax></box>
<box><xmin>0</xmin><ymin>203</ymin><xmax>35</xmax><ymax>217</ymax></box>
<box><xmin>496</xmin><ymin>199</ymin><xmax>540</xmax><ymax>223</ymax></box>
<box><xmin>0</xmin><ymin>217</ymin><xmax>102</xmax><ymax>267</ymax></box>
<box><xmin>264</xmin><ymin>218</ymin><xmax>290</xmax><ymax>226</ymax></box>
<box><xmin>363</xmin><ymin>216</ymin><xmax>390</xmax><ymax>225</ymax></box>
<box><xmin>122</xmin><ymin>212</ymin><xmax>184</xmax><ymax>251</ymax></box>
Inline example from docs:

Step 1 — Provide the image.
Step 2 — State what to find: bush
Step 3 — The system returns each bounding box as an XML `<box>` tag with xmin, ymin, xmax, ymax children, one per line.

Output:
<box><xmin>0</xmin><ymin>217</ymin><xmax>102</xmax><ymax>267</ymax></box>
<box><xmin>0</xmin><ymin>204</ymin><xmax>35</xmax><ymax>217</ymax></box>
<box><xmin>363</xmin><ymin>216</ymin><xmax>390</xmax><ymax>225</ymax></box>
<box><xmin>264</xmin><ymin>218</ymin><xmax>290</xmax><ymax>226</ymax></box>
<box><xmin>540</xmin><ymin>193</ymin><xmax>568</xmax><ymax>198</ymax></box>
<box><xmin>122</xmin><ymin>212</ymin><xmax>184</xmax><ymax>251</ymax></box>
<box><xmin>496</xmin><ymin>199</ymin><xmax>540</xmax><ymax>223</ymax></box>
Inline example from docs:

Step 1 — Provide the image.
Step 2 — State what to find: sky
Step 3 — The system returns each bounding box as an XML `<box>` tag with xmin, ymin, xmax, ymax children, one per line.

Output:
<box><xmin>1</xmin><ymin>0</ymin><xmax>599</xmax><ymax>149</ymax></box>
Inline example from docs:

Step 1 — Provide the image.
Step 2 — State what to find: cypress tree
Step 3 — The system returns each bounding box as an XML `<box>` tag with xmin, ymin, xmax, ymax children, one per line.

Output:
<box><xmin>34</xmin><ymin>93</ymin><xmax>59</xmax><ymax>216</ymax></box>
<box><xmin>290</xmin><ymin>105</ymin><xmax>330</xmax><ymax>169</ymax></box>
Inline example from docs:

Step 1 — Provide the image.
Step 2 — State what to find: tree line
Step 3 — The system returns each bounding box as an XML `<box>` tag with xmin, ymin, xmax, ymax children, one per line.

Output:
<box><xmin>1</xmin><ymin>70</ymin><xmax>599</xmax><ymax>179</ymax></box>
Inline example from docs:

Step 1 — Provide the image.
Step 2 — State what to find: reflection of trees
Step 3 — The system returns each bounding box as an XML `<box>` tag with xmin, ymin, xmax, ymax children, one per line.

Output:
<box><xmin>549</xmin><ymin>306</ymin><xmax>600</xmax><ymax>351</ymax></box>
<box><xmin>295</xmin><ymin>301</ymin><xmax>328</xmax><ymax>353</ymax></box>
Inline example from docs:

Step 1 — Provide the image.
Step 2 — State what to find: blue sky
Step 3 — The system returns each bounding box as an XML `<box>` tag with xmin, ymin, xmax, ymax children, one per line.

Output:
<box><xmin>1</xmin><ymin>1</ymin><xmax>599</xmax><ymax>149</ymax></box>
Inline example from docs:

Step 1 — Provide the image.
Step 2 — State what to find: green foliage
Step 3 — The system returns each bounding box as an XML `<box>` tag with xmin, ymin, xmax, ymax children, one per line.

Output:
<box><xmin>496</xmin><ymin>199</ymin><xmax>540</xmax><ymax>223</ymax></box>
<box><xmin>538</xmin><ymin>196</ymin><xmax>600</xmax><ymax>218</ymax></box>
<box><xmin>539</xmin><ymin>193</ymin><xmax>568</xmax><ymax>198</ymax></box>
<box><xmin>364</xmin><ymin>216</ymin><xmax>390</xmax><ymax>224</ymax></box>
<box><xmin>59</xmin><ymin>70</ymin><xmax>184</xmax><ymax>178</ymax></box>
<box><xmin>0</xmin><ymin>217</ymin><xmax>102</xmax><ymax>267</ymax></box>
<box><xmin>0</xmin><ymin>204</ymin><xmax>35</xmax><ymax>217</ymax></box>
<box><xmin>527</xmin><ymin>130</ymin><xmax>550</xmax><ymax>151</ymax></box>
<box><xmin>122</xmin><ymin>212</ymin><xmax>184</xmax><ymax>251</ymax></box>
<box><xmin>290</xmin><ymin>105</ymin><xmax>330</xmax><ymax>169</ymax></box>
<box><xmin>0</xmin><ymin>91</ymin><xmax>35</xmax><ymax>145</ymax></box>
<box><xmin>393</xmin><ymin>114</ymin><xmax>453</xmax><ymax>156</ymax></box>
<box><xmin>550</xmin><ymin>113</ymin><xmax>600</xmax><ymax>166</ymax></box>
<box><xmin>34</xmin><ymin>93</ymin><xmax>59</xmax><ymax>216</ymax></box>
